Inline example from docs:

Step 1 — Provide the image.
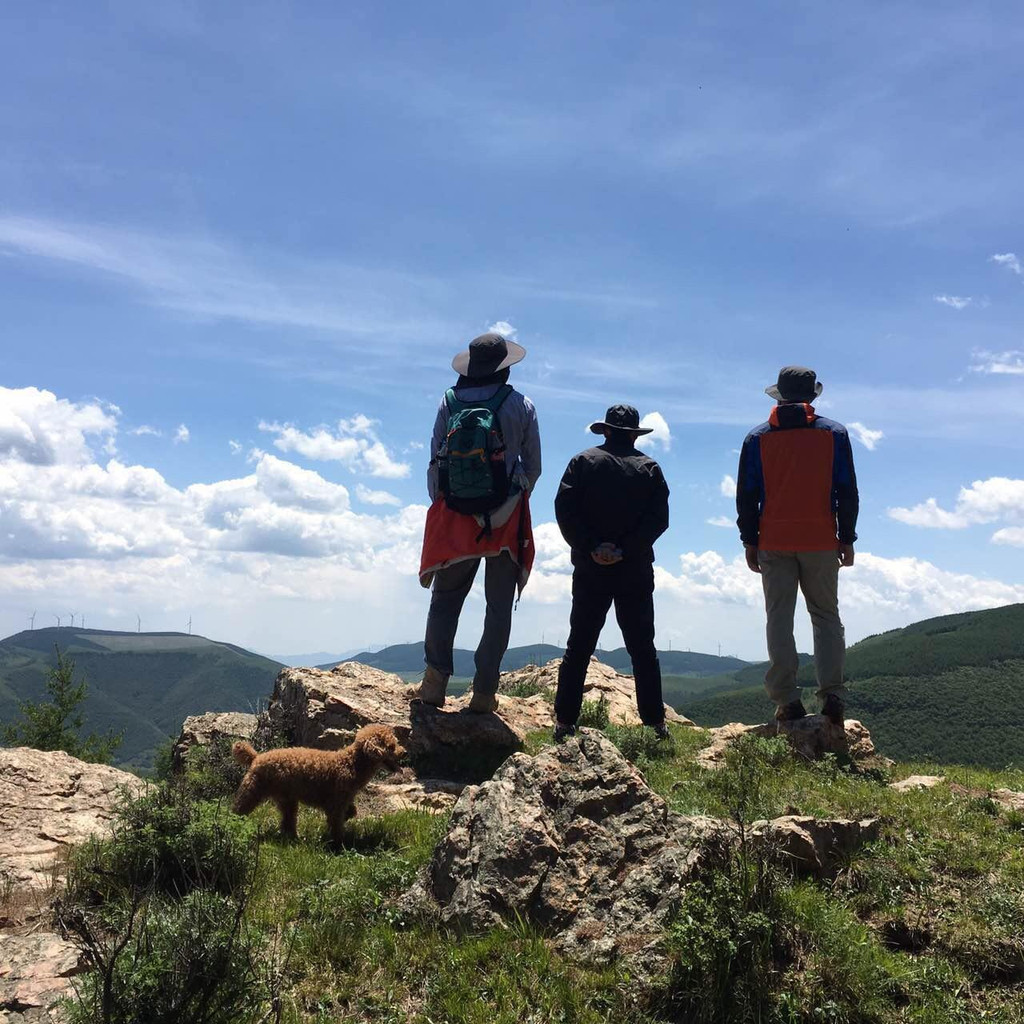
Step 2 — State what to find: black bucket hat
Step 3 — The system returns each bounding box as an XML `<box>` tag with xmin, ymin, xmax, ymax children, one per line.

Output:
<box><xmin>765</xmin><ymin>366</ymin><xmax>824</xmax><ymax>403</ymax></box>
<box><xmin>451</xmin><ymin>332</ymin><xmax>527</xmax><ymax>378</ymax></box>
<box><xmin>589</xmin><ymin>404</ymin><xmax>653</xmax><ymax>435</ymax></box>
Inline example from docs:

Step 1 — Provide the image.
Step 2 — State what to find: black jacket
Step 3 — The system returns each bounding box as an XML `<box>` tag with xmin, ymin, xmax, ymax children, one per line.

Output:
<box><xmin>555</xmin><ymin>440</ymin><xmax>670</xmax><ymax>566</ymax></box>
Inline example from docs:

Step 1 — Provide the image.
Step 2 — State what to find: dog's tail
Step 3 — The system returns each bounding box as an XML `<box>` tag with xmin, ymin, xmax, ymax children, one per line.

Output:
<box><xmin>232</xmin><ymin>740</ymin><xmax>257</xmax><ymax>768</ymax></box>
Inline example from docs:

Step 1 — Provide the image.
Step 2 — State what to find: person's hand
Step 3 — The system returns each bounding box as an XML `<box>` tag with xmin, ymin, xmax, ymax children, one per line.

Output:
<box><xmin>591</xmin><ymin>542</ymin><xmax>623</xmax><ymax>566</ymax></box>
<box><xmin>745</xmin><ymin>544</ymin><xmax>761</xmax><ymax>574</ymax></box>
<box><xmin>839</xmin><ymin>543</ymin><xmax>855</xmax><ymax>568</ymax></box>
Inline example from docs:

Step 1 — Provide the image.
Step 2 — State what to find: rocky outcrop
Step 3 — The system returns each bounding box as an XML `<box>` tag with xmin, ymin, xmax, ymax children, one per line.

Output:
<box><xmin>992</xmin><ymin>789</ymin><xmax>1024</xmax><ymax>814</ymax></box>
<box><xmin>753</xmin><ymin>815</ymin><xmax>881</xmax><ymax>878</ymax></box>
<box><xmin>410</xmin><ymin>729</ymin><xmax>732</xmax><ymax>964</ymax></box>
<box><xmin>498</xmin><ymin>658</ymin><xmax>695</xmax><ymax>728</ymax></box>
<box><xmin>360</xmin><ymin>778</ymin><xmax>465</xmax><ymax>816</ymax></box>
<box><xmin>0</xmin><ymin>931</ymin><xmax>82</xmax><ymax>1022</ymax></box>
<box><xmin>696</xmin><ymin>715</ymin><xmax>890</xmax><ymax>773</ymax></box>
<box><xmin>0</xmin><ymin>748</ymin><xmax>145</xmax><ymax>892</ymax></box>
<box><xmin>171</xmin><ymin>711</ymin><xmax>257</xmax><ymax>772</ymax></box>
<box><xmin>264</xmin><ymin>663</ymin><xmax>544</xmax><ymax>782</ymax></box>
<box><xmin>889</xmin><ymin>775</ymin><xmax>945</xmax><ymax>793</ymax></box>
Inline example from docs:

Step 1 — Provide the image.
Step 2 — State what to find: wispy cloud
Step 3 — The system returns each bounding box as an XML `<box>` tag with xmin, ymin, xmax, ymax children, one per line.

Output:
<box><xmin>991</xmin><ymin>252</ymin><xmax>1022</xmax><ymax>276</ymax></box>
<box><xmin>355</xmin><ymin>483</ymin><xmax>403</xmax><ymax>507</ymax></box>
<box><xmin>487</xmin><ymin>320</ymin><xmax>518</xmax><ymax>339</ymax></box>
<box><xmin>173</xmin><ymin>424</ymin><xmax>190</xmax><ymax>444</ymax></box>
<box><xmin>969</xmin><ymin>349</ymin><xmax>1024</xmax><ymax>376</ymax></box>
<box><xmin>720</xmin><ymin>474</ymin><xmax>736</xmax><ymax>497</ymax></box>
<box><xmin>888</xmin><ymin>476</ymin><xmax>1024</xmax><ymax>537</ymax></box>
<box><xmin>933</xmin><ymin>294</ymin><xmax>973</xmax><ymax>310</ymax></box>
<box><xmin>132</xmin><ymin>425</ymin><xmax>162</xmax><ymax>437</ymax></box>
<box><xmin>848</xmin><ymin>421</ymin><xmax>884</xmax><ymax>450</ymax></box>
<box><xmin>706</xmin><ymin>515</ymin><xmax>734</xmax><ymax>528</ymax></box>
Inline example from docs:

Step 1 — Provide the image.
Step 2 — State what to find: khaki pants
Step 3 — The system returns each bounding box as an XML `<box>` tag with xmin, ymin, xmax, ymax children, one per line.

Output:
<box><xmin>759</xmin><ymin>550</ymin><xmax>846</xmax><ymax>707</ymax></box>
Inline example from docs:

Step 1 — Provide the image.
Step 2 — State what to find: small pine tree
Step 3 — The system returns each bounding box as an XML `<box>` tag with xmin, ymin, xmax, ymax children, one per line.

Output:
<box><xmin>1</xmin><ymin>646</ymin><xmax>123</xmax><ymax>764</ymax></box>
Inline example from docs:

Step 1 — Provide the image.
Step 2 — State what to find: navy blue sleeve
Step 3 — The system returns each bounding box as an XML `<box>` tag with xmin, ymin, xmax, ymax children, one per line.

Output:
<box><xmin>736</xmin><ymin>434</ymin><xmax>764</xmax><ymax>546</ymax></box>
<box><xmin>832</xmin><ymin>427</ymin><xmax>859</xmax><ymax>544</ymax></box>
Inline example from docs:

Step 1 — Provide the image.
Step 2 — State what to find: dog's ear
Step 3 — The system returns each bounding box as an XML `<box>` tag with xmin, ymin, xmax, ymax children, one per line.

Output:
<box><xmin>360</xmin><ymin>732</ymin><xmax>389</xmax><ymax>761</ymax></box>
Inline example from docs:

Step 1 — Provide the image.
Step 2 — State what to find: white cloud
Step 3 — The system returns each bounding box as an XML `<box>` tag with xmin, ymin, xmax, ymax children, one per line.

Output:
<box><xmin>992</xmin><ymin>527</ymin><xmax>1024</xmax><ymax>547</ymax></box>
<box><xmin>173</xmin><ymin>424</ymin><xmax>190</xmax><ymax>444</ymax></box>
<box><xmin>228</xmin><ymin>440</ymin><xmax>242</xmax><ymax>454</ymax></box>
<box><xmin>706</xmin><ymin>516</ymin><xmax>734</xmax><ymax>528</ymax></box>
<box><xmin>634</xmin><ymin>411</ymin><xmax>672</xmax><ymax>452</ymax></box>
<box><xmin>487</xmin><ymin>320</ymin><xmax>518</xmax><ymax>339</ymax></box>
<box><xmin>132</xmin><ymin>425</ymin><xmax>162</xmax><ymax>437</ymax></box>
<box><xmin>259</xmin><ymin>416</ymin><xmax>411</xmax><ymax>480</ymax></box>
<box><xmin>720</xmin><ymin>474</ymin><xmax>736</xmax><ymax>497</ymax></box>
<box><xmin>0</xmin><ymin>386</ymin><xmax>117</xmax><ymax>466</ymax></box>
<box><xmin>355</xmin><ymin>483</ymin><xmax>402</xmax><ymax>507</ymax></box>
<box><xmin>848</xmin><ymin>421</ymin><xmax>884</xmax><ymax>450</ymax></box>
<box><xmin>991</xmin><ymin>252</ymin><xmax>1022</xmax><ymax>276</ymax></box>
<box><xmin>934</xmin><ymin>295</ymin><xmax>972</xmax><ymax>310</ymax></box>
<box><xmin>888</xmin><ymin>477</ymin><xmax>1024</xmax><ymax>540</ymax></box>
<box><xmin>969</xmin><ymin>350</ymin><xmax>1024</xmax><ymax>376</ymax></box>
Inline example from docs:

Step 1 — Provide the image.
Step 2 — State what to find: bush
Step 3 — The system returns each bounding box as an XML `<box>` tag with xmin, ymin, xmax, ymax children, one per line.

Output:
<box><xmin>178</xmin><ymin>737</ymin><xmax>249</xmax><ymax>801</ymax></box>
<box><xmin>62</xmin><ymin>889</ymin><xmax>273</xmax><ymax>1024</ymax></box>
<box><xmin>65</xmin><ymin>785</ymin><xmax>260</xmax><ymax>917</ymax></box>
<box><xmin>605</xmin><ymin>723</ymin><xmax>675</xmax><ymax>765</ymax></box>
<box><xmin>578</xmin><ymin>695</ymin><xmax>610</xmax><ymax>730</ymax></box>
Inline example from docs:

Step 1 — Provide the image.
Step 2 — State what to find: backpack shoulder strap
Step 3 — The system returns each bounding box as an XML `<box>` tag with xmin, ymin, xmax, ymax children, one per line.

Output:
<box><xmin>486</xmin><ymin>384</ymin><xmax>515</xmax><ymax>412</ymax></box>
<box><xmin>444</xmin><ymin>388</ymin><xmax>461</xmax><ymax>414</ymax></box>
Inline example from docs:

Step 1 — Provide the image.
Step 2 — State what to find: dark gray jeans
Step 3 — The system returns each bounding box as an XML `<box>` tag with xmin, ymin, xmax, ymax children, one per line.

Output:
<box><xmin>423</xmin><ymin>552</ymin><xmax>519</xmax><ymax>695</ymax></box>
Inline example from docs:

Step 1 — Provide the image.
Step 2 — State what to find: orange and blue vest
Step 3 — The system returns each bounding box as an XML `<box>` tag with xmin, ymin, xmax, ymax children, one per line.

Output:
<box><xmin>736</xmin><ymin>403</ymin><xmax>859</xmax><ymax>552</ymax></box>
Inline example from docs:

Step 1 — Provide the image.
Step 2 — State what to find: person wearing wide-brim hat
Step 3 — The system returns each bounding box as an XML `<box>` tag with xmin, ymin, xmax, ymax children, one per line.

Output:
<box><xmin>414</xmin><ymin>332</ymin><xmax>542</xmax><ymax>714</ymax></box>
<box><xmin>735</xmin><ymin>366</ymin><xmax>860</xmax><ymax>727</ymax></box>
<box><xmin>552</xmin><ymin>404</ymin><xmax>673</xmax><ymax>741</ymax></box>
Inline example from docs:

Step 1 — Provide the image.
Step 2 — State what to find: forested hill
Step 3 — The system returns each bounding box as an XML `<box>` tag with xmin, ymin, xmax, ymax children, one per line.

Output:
<box><xmin>342</xmin><ymin>642</ymin><xmax>748</xmax><ymax>678</ymax></box>
<box><xmin>685</xmin><ymin>603</ymin><xmax>1024</xmax><ymax>769</ymax></box>
<box><xmin>0</xmin><ymin>628</ymin><xmax>283</xmax><ymax>774</ymax></box>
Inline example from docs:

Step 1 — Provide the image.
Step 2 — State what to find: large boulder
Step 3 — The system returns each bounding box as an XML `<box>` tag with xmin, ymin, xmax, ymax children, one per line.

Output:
<box><xmin>499</xmin><ymin>657</ymin><xmax>695</xmax><ymax>728</ymax></box>
<box><xmin>263</xmin><ymin>663</ymin><xmax>549</xmax><ymax>782</ymax></box>
<box><xmin>171</xmin><ymin>711</ymin><xmax>258</xmax><ymax>773</ymax></box>
<box><xmin>752</xmin><ymin>815</ymin><xmax>881</xmax><ymax>878</ymax></box>
<box><xmin>410</xmin><ymin>729</ymin><xmax>732</xmax><ymax>964</ymax></box>
<box><xmin>696</xmin><ymin>716</ymin><xmax>889</xmax><ymax>773</ymax></box>
<box><xmin>0</xmin><ymin>748</ymin><xmax>145</xmax><ymax>892</ymax></box>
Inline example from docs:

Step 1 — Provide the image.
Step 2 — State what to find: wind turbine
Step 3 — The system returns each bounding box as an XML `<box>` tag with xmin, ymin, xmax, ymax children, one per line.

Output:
<box><xmin>54</xmin><ymin>614</ymin><xmax>61</xmax><ymax>627</ymax></box>
<box><xmin>69</xmin><ymin>612</ymin><xmax>76</xmax><ymax>628</ymax></box>
<box><xmin>29</xmin><ymin>611</ymin><xmax>36</xmax><ymax>630</ymax></box>
<box><xmin>137</xmin><ymin>614</ymin><xmax>141</xmax><ymax>634</ymax></box>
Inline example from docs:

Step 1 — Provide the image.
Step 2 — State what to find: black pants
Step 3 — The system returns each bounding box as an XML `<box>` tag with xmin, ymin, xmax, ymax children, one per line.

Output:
<box><xmin>554</xmin><ymin>559</ymin><xmax>664</xmax><ymax>726</ymax></box>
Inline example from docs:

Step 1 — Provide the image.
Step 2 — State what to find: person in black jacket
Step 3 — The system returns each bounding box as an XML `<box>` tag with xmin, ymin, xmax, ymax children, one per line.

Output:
<box><xmin>553</xmin><ymin>405</ymin><xmax>671</xmax><ymax>741</ymax></box>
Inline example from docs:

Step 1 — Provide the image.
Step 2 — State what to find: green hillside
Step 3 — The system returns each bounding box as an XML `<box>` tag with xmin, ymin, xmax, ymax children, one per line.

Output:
<box><xmin>0</xmin><ymin>628</ymin><xmax>283</xmax><ymax>774</ymax></box>
<box><xmin>344</xmin><ymin>641</ymin><xmax>748</xmax><ymax>678</ymax></box>
<box><xmin>686</xmin><ymin>604</ymin><xmax>1024</xmax><ymax>769</ymax></box>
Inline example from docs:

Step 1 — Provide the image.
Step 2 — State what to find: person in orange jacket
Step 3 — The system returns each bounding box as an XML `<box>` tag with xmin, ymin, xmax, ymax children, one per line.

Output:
<box><xmin>736</xmin><ymin>367</ymin><xmax>859</xmax><ymax>726</ymax></box>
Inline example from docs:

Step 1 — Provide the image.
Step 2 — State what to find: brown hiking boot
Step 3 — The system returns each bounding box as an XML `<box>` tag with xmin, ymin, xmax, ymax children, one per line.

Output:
<box><xmin>821</xmin><ymin>694</ymin><xmax>845</xmax><ymax>727</ymax></box>
<box><xmin>467</xmin><ymin>691</ymin><xmax>498</xmax><ymax>714</ymax></box>
<box><xmin>775</xmin><ymin>700</ymin><xmax>808</xmax><ymax>722</ymax></box>
<box><xmin>410</xmin><ymin>666</ymin><xmax>447</xmax><ymax>707</ymax></box>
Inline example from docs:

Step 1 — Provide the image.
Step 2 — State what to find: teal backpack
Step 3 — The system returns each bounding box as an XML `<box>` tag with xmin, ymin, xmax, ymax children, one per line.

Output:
<box><xmin>438</xmin><ymin>384</ymin><xmax>513</xmax><ymax>515</ymax></box>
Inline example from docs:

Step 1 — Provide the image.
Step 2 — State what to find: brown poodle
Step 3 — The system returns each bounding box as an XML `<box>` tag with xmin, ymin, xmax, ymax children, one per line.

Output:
<box><xmin>231</xmin><ymin>723</ymin><xmax>406</xmax><ymax>846</ymax></box>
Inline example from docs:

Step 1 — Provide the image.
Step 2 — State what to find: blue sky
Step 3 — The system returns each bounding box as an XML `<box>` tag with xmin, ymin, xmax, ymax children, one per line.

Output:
<box><xmin>2</xmin><ymin>1</ymin><xmax>1023</xmax><ymax>660</ymax></box>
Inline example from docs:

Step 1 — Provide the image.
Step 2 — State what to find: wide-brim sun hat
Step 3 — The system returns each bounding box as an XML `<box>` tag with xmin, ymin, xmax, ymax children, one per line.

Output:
<box><xmin>451</xmin><ymin>332</ymin><xmax>527</xmax><ymax>377</ymax></box>
<box><xmin>588</xmin><ymin>404</ymin><xmax>653</xmax><ymax>435</ymax></box>
<box><xmin>765</xmin><ymin>365</ymin><xmax>824</xmax><ymax>402</ymax></box>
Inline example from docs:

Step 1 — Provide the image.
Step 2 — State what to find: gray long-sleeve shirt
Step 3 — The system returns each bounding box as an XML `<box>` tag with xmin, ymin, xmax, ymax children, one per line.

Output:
<box><xmin>427</xmin><ymin>384</ymin><xmax>541</xmax><ymax>502</ymax></box>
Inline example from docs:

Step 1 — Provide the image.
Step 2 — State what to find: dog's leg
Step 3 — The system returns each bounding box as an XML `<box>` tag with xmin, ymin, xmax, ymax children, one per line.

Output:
<box><xmin>276</xmin><ymin>798</ymin><xmax>298</xmax><ymax>840</ymax></box>
<box><xmin>327</xmin><ymin>802</ymin><xmax>353</xmax><ymax>850</ymax></box>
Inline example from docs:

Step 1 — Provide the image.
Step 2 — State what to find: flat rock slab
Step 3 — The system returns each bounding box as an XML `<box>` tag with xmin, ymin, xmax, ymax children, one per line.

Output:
<box><xmin>889</xmin><ymin>775</ymin><xmax>945</xmax><ymax>793</ymax></box>
<box><xmin>992</xmin><ymin>788</ymin><xmax>1024</xmax><ymax>813</ymax></box>
<box><xmin>0</xmin><ymin>931</ymin><xmax>82</xmax><ymax>1022</ymax></box>
<box><xmin>697</xmin><ymin>716</ymin><xmax>889</xmax><ymax>773</ymax></box>
<box><xmin>359</xmin><ymin>778</ymin><xmax>465</xmax><ymax>816</ymax></box>
<box><xmin>0</xmin><ymin>748</ymin><xmax>145</xmax><ymax>891</ymax></box>
<box><xmin>171</xmin><ymin>711</ymin><xmax>257</xmax><ymax>773</ymax></box>
<box><xmin>499</xmin><ymin>658</ymin><xmax>695</xmax><ymax>728</ymax></box>
<box><xmin>753</xmin><ymin>815</ymin><xmax>881</xmax><ymax>878</ymax></box>
<box><xmin>411</xmin><ymin>729</ymin><xmax>731</xmax><ymax>964</ymax></box>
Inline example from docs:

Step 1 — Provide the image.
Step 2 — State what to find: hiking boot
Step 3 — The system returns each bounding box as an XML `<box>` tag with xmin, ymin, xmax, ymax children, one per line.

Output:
<box><xmin>467</xmin><ymin>690</ymin><xmax>499</xmax><ymax>714</ymax></box>
<box><xmin>652</xmin><ymin>722</ymin><xmax>671</xmax><ymax>741</ymax></box>
<box><xmin>775</xmin><ymin>700</ymin><xmax>808</xmax><ymax>723</ymax></box>
<box><xmin>553</xmin><ymin>722</ymin><xmax>577</xmax><ymax>742</ymax></box>
<box><xmin>821</xmin><ymin>694</ymin><xmax>845</xmax><ymax>727</ymax></box>
<box><xmin>410</xmin><ymin>666</ymin><xmax>447</xmax><ymax>707</ymax></box>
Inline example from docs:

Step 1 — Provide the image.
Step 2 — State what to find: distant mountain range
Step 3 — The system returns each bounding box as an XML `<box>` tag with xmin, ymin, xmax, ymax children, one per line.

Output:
<box><xmin>0</xmin><ymin>628</ymin><xmax>283</xmax><ymax>774</ymax></box>
<box><xmin>687</xmin><ymin>603</ymin><xmax>1024</xmax><ymax>770</ymax></box>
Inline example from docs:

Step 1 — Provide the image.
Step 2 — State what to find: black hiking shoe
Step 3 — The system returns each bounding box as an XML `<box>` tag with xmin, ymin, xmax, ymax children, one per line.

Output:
<box><xmin>553</xmin><ymin>722</ymin><xmax>577</xmax><ymax>743</ymax></box>
<box><xmin>652</xmin><ymin>722</ymin><xmax>671</xmax><ymax>741</ymax></box>
<box><xmin>775</xmin><ymin>700</ymin><xmax>808</xmax><ymax>723</ymax></box>
<box><xmin>821</xmin><ymin>694</ymin><xmax>845</xmax><ymax>727</ymax></box>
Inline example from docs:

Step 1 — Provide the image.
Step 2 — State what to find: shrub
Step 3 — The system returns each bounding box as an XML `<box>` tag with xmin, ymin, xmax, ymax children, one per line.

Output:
<box><xmin>65</xmin><ymin>785</ymin><xmax>260</xmax><ymax>917</ymax></box>
<box><xmin>62</xmin><ymin>889</ymin><xmax>273</xmax><ymax>1024</ymax></box>
<box><xmin>179</xmin><ymin>737</ymin><xmax>249</xmax><ymax>801</ymax></box>
<box><xmin>578</xmin><ymin>695</ymin><xmax>610</xmax><ymax>730</ymax></box>
<box><xmin>605</xmin><ymin>723</ymin><xmax>675</xmax><ymax>765</ymax></box>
